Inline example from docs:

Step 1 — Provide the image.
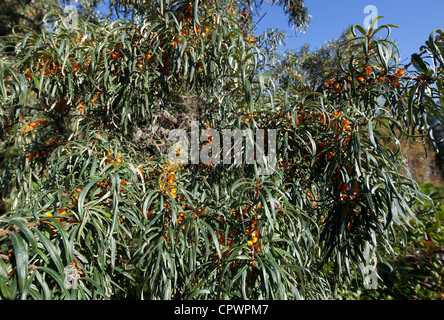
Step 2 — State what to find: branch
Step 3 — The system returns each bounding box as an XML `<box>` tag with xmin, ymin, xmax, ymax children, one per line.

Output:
<box><xmin>0</xmin><ymin>221</ymin><xmax>40</xmax><ymax>238</ymax></box>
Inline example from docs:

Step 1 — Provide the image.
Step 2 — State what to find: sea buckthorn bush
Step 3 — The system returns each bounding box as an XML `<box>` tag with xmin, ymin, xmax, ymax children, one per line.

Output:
<box><xmin>0</xmin><ymin>1</ymin><xmax>443</xmax><ymax>300</ymax></box>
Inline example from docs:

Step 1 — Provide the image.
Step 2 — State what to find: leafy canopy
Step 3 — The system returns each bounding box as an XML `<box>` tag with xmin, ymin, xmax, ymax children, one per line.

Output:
<box><xmin>0</xmin><ymin>1</ymin><xmax>443</xmax><ymax>300</ymax></box>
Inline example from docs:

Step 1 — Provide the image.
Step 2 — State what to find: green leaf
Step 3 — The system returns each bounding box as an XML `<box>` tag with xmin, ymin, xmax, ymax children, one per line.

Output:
<box><xmin>411</xmin><ymin>53</ymin><xmax>431</xmax><ymax>76</ymax></box>
<box><xmin>7</xmin><ymin>218</ymin><xmax>37</xmax><ymax>254</ymax></box>
<box><xmin>9</xmin><ymin>232</ymin><xmax>29</xmax><ymax>293</ymax></box>
<box><xmin>34</xmin><ymin>229</ymin><xmax>65</xmax><ymax>274</ymax></box>
<box><xmin>36</xmin><ymin>266</ymin><xmax>70</xmax><ymax>299</ymax></box>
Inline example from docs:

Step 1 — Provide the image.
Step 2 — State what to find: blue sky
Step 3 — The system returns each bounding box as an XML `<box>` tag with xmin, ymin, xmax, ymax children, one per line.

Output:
<box><xmin>254</xmin><ymin>0</ymin><xmax>444</xmax><ymax>64</ymax></box>
<box><xmin>95</xmin><ymin>1</ymin><xmax>444</xmax><ymax>65</ymax></box>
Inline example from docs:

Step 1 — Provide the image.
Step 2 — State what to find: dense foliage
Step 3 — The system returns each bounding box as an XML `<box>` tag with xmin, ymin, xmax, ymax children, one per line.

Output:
<box><xmin>0</xmin><ymin>0</ymin><xmax>443</xmax><ymax>300</ymax></box>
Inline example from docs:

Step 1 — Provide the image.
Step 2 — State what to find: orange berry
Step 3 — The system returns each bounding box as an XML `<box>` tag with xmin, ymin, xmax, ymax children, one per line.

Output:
<box><xmin>112</xmin><ymin>51</ymin><xmax>121</xmax><ymax>59</ymax></box>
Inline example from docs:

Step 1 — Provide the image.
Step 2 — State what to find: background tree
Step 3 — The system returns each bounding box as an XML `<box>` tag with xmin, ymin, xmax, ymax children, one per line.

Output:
<box><xmin>268</xmin><ymin>28</ymin><xmax>355</xmax><ymax>95</ymax></box>
<box><xmin>0</xmin><ymin>0</ymin><xmax>104</xmax><ymax>38</ymax></box>
<box><xmin>270</xmin><ymin>25</ymin><xmax>444</xmax><ymax>182</ymax></box>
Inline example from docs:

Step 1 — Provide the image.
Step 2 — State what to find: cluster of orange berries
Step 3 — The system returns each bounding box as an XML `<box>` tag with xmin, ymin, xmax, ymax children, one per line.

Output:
<box><xmin>168</xmin><ymin>3</ymin><xmax>214</xmax><ymax>49</ymax></box>
<box><xmin>356</xmin><ymin>65</ymin><xmax>373</xmax><ymax>83</ymax></box>
<box><xmin>294</xmin><ymin>109</ymin><xmax>351</xmax><ymax>135</ymax></box>
<box><xmin>315</xmin><ymin>110</ymin><xmax>342</xmax><ymax>126</ymax></box>
<box><xmin>111</xmin><ymin>44</ymin><xmax>123</xmax><ymax>59</ymax></box>
<box><xmin>24</xmin><ymin>58</ymin><xmax>61</xmax><ymax>79</ymax></box>
<box><xmin>69</xmin><ymin>37</ymin><xmax>93</xmax><ymax>71</ymax></box>
<box><xmin>51</xmin><ymin>94</ymin><xmax>96</xmax><ymax>117</ymax></box>
<box><xmin>46</xmin><ymin>136</ymin><xmax>65</xmax><ymax>148</ymax></box>
<box><xmin>120</xmin><ymin>179</ymin><xmax>128</xmax><ymax>195</ymax></box>
<box><xmin>24</xmin><ymin>52</ymin><xmax>92</xmax><ymax>80</ymax></box>
<box><xmin>111</xmin><ymin>42</ymin><xmax>152</xmax><ymax>71</ymax></box>
<box><xmin>177</xmin><ymin>206</ymin><xmax>206</xmax><ymax>228</ymax></box>
<box><xmin>338</xmin><ymin>182</ymin><xmax>361</xmax><ymax>202</ymax></box>
<box><xmin>306</xmin><ymin>189</ymin><xmax>319</xmax><ymax>207</ymax></box>
<box><xmin>104</xmin><ymin>151</ymin><xmax>123</xmax><ymax>167</ymax></box>
<box><xmin>70</xmin><ymin>189</ymin><xmax>82</xmax><ymax>206</ymax></box>
<box><xmin>246</xmin><ymin>217</ymin><xmax>260</xmax><ymax>249</ymax></box>
<box><xmin>44</xmin><ymin>208</ymin><xmax>72</xmax><ymax>230</ymax></box>
<box><xmin>177</xmin><ymin>211</ymin><xmax>187</xmax><ymax>227</ymax></box>
<box><xmin>171</xmin><ymin>22</ymin><xmax>211</xmax><ymax>50</ymax></box>
<box><xmin>271</xmin><ymin>109</ymin><xmax>291</xmax><ymax>122</ymax></box>
<box><xmin>90</xmin><ymin>91</ymin><xmax>101</xmax><ymax>106</ymax></box>
<box><xmin>226</xmin><ymin>205</ymin><xmax>263</xmax><ymax>252</ymax></box>
<box><xmin>25</xmin><ymin>137</ymin><xmax>64</xmax><ymax>162</ymax></box>
<box><xmin>94</xmin><ymin>175</ymin><xmax>128</xmax><ymax>203</ymax></box>
<box><xmin>238</xmin><ymin>112</ymin><xmax>262</xmax><ymax>123</ymax></box>
<box><xmin>75</xmin><ymin>100</ymin><xmax>85</xmax><ymax>113</ymax></box>
<box><xmin>97</xmin><ymin>179</ymin><xmax>109</xmax><ymax>187</ymax></box>
<box><xmin>22</xmin><ymin>118</ymin><xmax>48</xmax><ymax>133</ymax></box>
<box><xmin>69</xmin><ymin>36</ymin><xmax>80</xmax><ymax>47</ymax></box>
<box><xmin>135</xmin><ymin>52</ymin><xmax>153</xmax><ymax>70</ymax></box>
<box><xmin>70</xmin><ymin>60</ymin><xmax>82</xmax><ymax>72</ymax></box>
<box><xmin>69</xmin><ymin>260</ymin><xmax>84</xmax><ymax>277</ymax></box>
<box><xmin>324</xmin><ymin>78</ymin><xmax>344</xmax><ymax>92</ymax></box>
<box><xmin>137</xmin><ymin>167</ymin><xmax>146</xmax><ymax>180</ymax></box>
<box><xmin>376</xmin><ymin>68</ymin><xmax>404</xmax><ymax>87</ymax></box>
<box><xmin>140</xmin><ymin>161</ymin><xmax>185</xmax><ymax>215</ymax></box>
<box><xmin>52</xmin><ymin>97</ymin><xmax>87</xmax><ymax>115</ymax></box>
<box><xmin>159</xmin><ymin>162</ymin><xmax>183</xmax><ymax>199</ymax></box>
<box><xmin>324</xmin><ymin>67</ymin><xmax>405</xmax><ymax>91</ymax></box>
